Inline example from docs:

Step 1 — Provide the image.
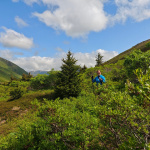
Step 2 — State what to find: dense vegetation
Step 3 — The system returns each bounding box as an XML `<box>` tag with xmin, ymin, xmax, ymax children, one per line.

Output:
<box><xmin>0</xmin><ymin>57</ymin><xmax>28</xmax><ymax>82</ymax></box>
<box><xmin>0</xmin><ymin>47</ymin><xmax>149</xmax><ymax>149</ymax></box>
<box><xmin>103</xmin><ymin>39</ymin><xmax>150</xmax><ymax>65</ymax></box>
<box><xmin>55</xmin><ymin>51</ymin><xmax>81</xmax><ymax>99</ymax></box>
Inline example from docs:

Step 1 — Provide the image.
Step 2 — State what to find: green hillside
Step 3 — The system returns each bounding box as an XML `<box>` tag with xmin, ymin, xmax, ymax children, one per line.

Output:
<box><xmin>0</xmin><ymin>57</ymin><xmax>28</xmax><ymax>82</ymax></box>
<box><xmin>103</xmin><ymin>39</ymin><xmax>150</xmax><ymax>65</ymax></box>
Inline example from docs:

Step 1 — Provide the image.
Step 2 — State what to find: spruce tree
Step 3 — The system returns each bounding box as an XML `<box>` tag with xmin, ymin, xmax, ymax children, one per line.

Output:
<box><xmin>95</xmin><ymin>52</ymin><xmax>103</xmax><ymax>67</ymax></box>
<box><xmin>80</xmin><ymin>64</ymin><xmax>87</xmax><ymax>73</ymax></box>
<box><xmin>55</xmin><ymin>51</ymin><xmax>81</xmax><ymax>99</ymax></box>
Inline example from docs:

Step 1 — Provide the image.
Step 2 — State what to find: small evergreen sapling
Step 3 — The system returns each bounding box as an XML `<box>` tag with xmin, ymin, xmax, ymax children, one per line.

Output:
<box><xmin>95</xmin><ymin>52</ymin><xmax>103</xmax><ymax>67</ymax></box>
<box><xmin>55</xmin><ymin>51</ymin><xmax>81</xmax><ymax>99</ymax></box>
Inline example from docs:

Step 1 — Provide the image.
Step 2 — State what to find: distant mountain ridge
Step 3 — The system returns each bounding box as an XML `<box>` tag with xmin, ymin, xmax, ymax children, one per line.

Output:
<box><xmin>0</xmin><ymin>57</ymin><xmax>28</xmax><ymax>82</ymax></box>
<box><xmin>103</xmin><ymin>39</ymin><xmax>150</xmax><ymax>65</ymax></box>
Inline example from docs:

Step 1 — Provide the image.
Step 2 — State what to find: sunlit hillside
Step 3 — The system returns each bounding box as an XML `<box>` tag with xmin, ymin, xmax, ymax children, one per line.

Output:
<box><xmin>103</xmin><ymin>39</ymin><xmax>150</xmax><ymax>65</ymax></box>
<box><xmin>0</xmin><ymin>57</ymin><xmax>28</xmax><ymax>82</ymax></box>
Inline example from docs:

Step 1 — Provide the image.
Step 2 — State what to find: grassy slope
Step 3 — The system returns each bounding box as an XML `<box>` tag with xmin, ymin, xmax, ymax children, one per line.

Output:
<box><xmin>0</xmin><ymin>89</ymin><xmax>55</xmax><ymax>136</ymax></box>
<box><xmin>103</xmin><ymin>39</ymin><xmax>150</xmax><ymax>65</ymax></box>
<box><xmin>0</xmin><ymin>57</ymin><xmax>28</xmax><ymax>82</ymax></box>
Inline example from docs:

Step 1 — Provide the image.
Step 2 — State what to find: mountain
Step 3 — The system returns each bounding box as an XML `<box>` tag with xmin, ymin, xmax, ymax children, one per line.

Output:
<box><xmin>30</xmin><ymin>70</ymin><xmax>49</xmax><ymax>76</ymax></box>
<box><xmin>103</xmin><ymin>39</ymin><xmax>150</xmax><ymax>65</ymax></box>
<box><xmin>0</xmin><ymin>57</ymin><xmax>28</xmax><ymax>82</ymax></box>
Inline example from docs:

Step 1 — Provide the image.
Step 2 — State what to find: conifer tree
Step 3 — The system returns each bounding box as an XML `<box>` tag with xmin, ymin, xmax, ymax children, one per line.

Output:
<box><xmin>95</xmin><ymin>52</ymin><xmax>103</xmax><ymax>67</ymax></box>
<box><xmin>80</xmin><ymin>64</ymin><xmax>87</xmax><ymax>73</ymax></box>
<box><xmin>55</xmin><ymin>51</ymin><xmax>81</xmax><ymax>99</ymax></box>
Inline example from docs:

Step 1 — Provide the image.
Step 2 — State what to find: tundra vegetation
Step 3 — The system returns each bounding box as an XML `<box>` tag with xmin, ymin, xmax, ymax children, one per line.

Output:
<box><xmin>0</xmin><ymin>50</ymin><xmax>149</xmax><ymax>150</ymax></box>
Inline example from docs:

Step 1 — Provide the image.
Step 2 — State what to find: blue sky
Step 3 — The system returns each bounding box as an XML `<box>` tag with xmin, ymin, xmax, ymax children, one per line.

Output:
<box><xmin>0</xmin><ymin>0</ymin><xmax>150</xmax><ymax>72</ymax></box>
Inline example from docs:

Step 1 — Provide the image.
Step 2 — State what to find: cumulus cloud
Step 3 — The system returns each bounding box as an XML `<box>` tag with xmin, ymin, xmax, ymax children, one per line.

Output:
<box><xmin>15</xmin><ymin>16</ymin><xmax>29</xmax><ymax>27</ymax></box>
<box><xmin>113</xmin><ymin>0</ymin><xmax>150</xmax><ymax>23</ymax></box>
<box><xmin>0</xmin><ymin>49</ymin><xmax>23</xmax><ymax>60</ymax></box>
<box><xmin>0</xmin><ymin>27</ymin><xmax>34</xmax><ymax>50</ymax></box>
<box><xmin>75</xmin><ymin>49</ymin><xmax>118</xmax><ymax>67</ymax></box>
<box><xmin>33</xmin><ymin>0</ymin><xmax>108</xmax><ymax>37</ymax></box>
<box><xmin>12</xmin><ymin>0</ymin><xmax>150</xmax><ymax>37</ymax></box>
<box><xmin>11</xmin><ymin>49</ymin><xmax>118</xmax><ymax>72</ymax></box>
<box><xmin>11</xmin><ymin>56</ymin><xmax>59</xmax><ymax>71</ymax></box>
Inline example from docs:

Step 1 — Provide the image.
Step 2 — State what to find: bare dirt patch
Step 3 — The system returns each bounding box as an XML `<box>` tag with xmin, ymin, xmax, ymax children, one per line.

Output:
<box><xmin>12</xmin><ymin>106</ymin><xmax>20</xmax><ymax>111</ymax></box>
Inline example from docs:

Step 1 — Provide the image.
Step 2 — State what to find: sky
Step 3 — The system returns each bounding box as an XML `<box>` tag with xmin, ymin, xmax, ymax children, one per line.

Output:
<box><xmin>0</xmin><ymin>0</ymin><xmax>150</xmax><ymax>72</ymax></box>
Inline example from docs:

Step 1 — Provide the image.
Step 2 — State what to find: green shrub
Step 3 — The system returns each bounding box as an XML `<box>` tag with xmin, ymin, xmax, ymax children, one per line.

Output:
<box><xmin>124</xmin><ymin>49</ymin><xmax>150</xmax><ymax>80</ymax></box>
<box><xmin>145</xmin><ymin>42</ymin><xmax>150</xmax><ymax>48</ymax></box>
<box><xmin>125</xmin><ymin>68</ymin><xmax>150</xmax><ymax>105</ymax></box>
<box><xmin>30</xmin><ymin>69</ymin><xmax>58</xmax><ymax>90</ymax></box>
<box><xmin>9</xmin><ymin>87</ymin><xmax>26</xmax><ymax>99</ymax></box>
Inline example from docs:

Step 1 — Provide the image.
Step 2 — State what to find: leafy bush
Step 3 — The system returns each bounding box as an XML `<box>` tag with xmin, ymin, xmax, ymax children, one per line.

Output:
<box><xmin>9</xmin><ymin>87</ymin><xmax>26</xmax><ymax>99</ymax></box>
<box><xmin>124</xmin><ymin>49</ymin><xmax>150</xmax><ymax>80</ymax></box>
<box><xmin>30</xmin><ymin>69</ymin><xmax>58</xmax><ymax>90</ymax></box>
<box><xmin>125</xmin><ymin>68</ymin><xmax>150</xmax><ymax>105</ymax></box>
<box><xmin>1</xmin><ymin>86</ymin><xmax>149</xmax><ymax>149</ymax></box>
<box><xmin>145</xmin><ymin>42</ymin><xmax>150</xmax><ymax>48</ymax></box>
<box><xmin>21</xmin><ymin>73</ymin><xmax>33</xmax><ymax>81</ymax></box>
<box><xmin>9</xmin><ymin>80</ymin><xmax>29</xmax><ymax>87</ymax></box>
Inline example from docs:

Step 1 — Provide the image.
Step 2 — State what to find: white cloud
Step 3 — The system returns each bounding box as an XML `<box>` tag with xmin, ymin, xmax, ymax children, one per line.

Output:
<box><xmin>0</xmin><ymin>49</ymin><xmax>23</xmax><ymax>60</ymax></box>
<box><xmin>0</xmin><ymin>49</ymin><xmax>15</xmax><ymax>60</ymax></box>
<box><xmin>113</xmin><ymin>0</ymin><xmax>150</xmax><ymax>23</ymax></box>
<box><xmin>15</xmin><ymin>16</ymin><xmax>29</xmax><ymax>27</ymax></box>
<box><xmin>0</xmin><ymin>27</ymin><xmax>34</xmax><ymax>50</ymax></box>
<box><xmin>33</xmin><ymin>0</ymin><xmax>108</xmax><ymax>37</ymax></box>
<box><xmin>10</xmin><ymin>49</ymin><xmax>118</xmax><ymax>72</ymax></box>
<box><xmin>11</xmin><ymin>56</ymin><xmax>59</xmax><ymax>71</ymax></box>
<box><xmin>75</xmin><ymin>49</ymin><xmax>118</xmax><ymax>67</ymax></box>
<box><xmin>12</xmin><ymin>0</ymin><xmax>150</xmax><ymax>37</ymax></box>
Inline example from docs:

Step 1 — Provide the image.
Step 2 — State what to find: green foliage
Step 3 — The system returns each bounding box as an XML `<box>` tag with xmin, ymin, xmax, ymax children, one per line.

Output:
<box><xmin>10</xmin><ymin>75</ymin><xmax>18</xmax><ymax>82</ymax></box>
<box><xmin>0</xmin><ymin>85</ymin><xmax>11</xmax><ymax>101</ymax></box>
<box><xmin>79</xmin><ymin>65</ymin><xmax>87</xmax><ymax>73</ymax></box>
<box><xmin>95</xmin><ymin>52</ymin><xmax>103</xmax><ymax>67</ymax></box>
<box><xmin>110</xmin><ymin>60</ymin><xmax>126</xmax><ymax>81</ymax></box>
<box><xmin>47</xmin><ymin>69</ymin><xmax>59</xmax><ymax>88</ymax></box>
<box><xmin>55</xmin><ymin>51</ymin><xmax>81</xmax><ymax>99</ymax></box>
<box><xmin>145</xmin><ymin>42</ymin><xmax>150</xmax><ymax>48</ymax></box>
<box><xmin>9</xmin><ymin>80</ymin><xmax>29</xmax><ymax>88</ymax></box>
<box><xmin>30</xmin><ymin>69</ymin><xmax>58</xmax><ymax>90</ymax></box>
<box><xmin>30</xmin><ymin>74</ymin><xmax>49</xmax><ymax>90</ymax></box>
<box><xmin>1</xmin><ymin>86</ymin><xmax>149</xmax><ymax>149</ymax></box>
<box><xmin>0</xmin><ymin>57</ymin><xmax>28</xmax><ymax>82</ymax></box>
<box><xmin>125</xmin><ymin>68</ymin><xmax>150</xmax><ymax>105</ymax></box>
<box><xmin>104</xmin><ymin>39</ymin><xmax>150</xmax><ymax>65</ymax></box>
<box><xmin>0</xmin><ymin>81</ymin><xmax>29</xmax><ymax>101</ymax></box>
<box><xmin>124</xmin><ymin>49</ymin><xmax>150</xmax><ymax>80</ymax></box>
<box><xmin>21</xmin><ymin>73</ymin><xmax>33</xmax><ymax>81</ymax></box>
<box><xmin>9</xmin><ymin>87</ymin><xmax>26</xmax><ymax>99</ymax></box>
<box><xmin>98</xmin><ymin>92</ymin><xmax>149</xmax><ymax>149</ymax></box>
